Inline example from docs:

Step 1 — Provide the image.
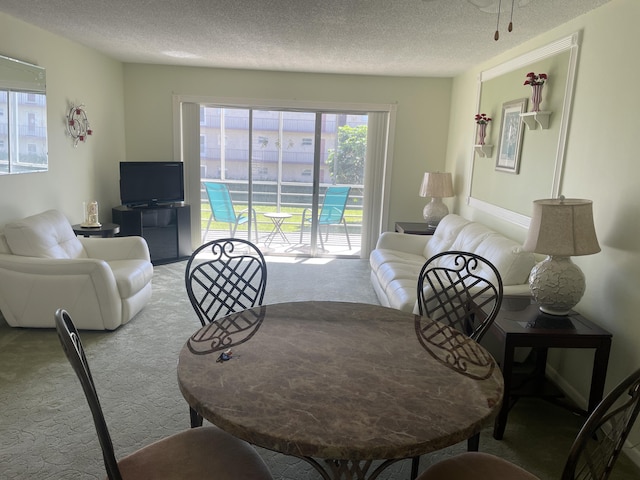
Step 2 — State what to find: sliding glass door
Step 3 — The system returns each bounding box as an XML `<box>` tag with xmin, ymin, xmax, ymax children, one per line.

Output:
<box><xmin>197</xmin><ymin>106</ymin><xmax>366</xmax><ymax>257</ymax></box>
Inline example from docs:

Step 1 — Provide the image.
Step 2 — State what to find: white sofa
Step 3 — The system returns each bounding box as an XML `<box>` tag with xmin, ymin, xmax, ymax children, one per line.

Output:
<box><xmin>0</xmin><ymin>209</ymin><xmax>154</xmax><ymax>330</ymax></box>
<box><xmin>370</xmin><ymin>214</ymin><xmax>536</xmax><ymax>313</ymax></box>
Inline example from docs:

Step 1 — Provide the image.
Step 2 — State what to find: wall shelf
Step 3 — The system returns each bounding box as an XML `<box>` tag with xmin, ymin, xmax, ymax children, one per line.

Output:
<box><xmin>474</xmin><ymin>144</ymin><xmax>493</xmax><ymax>158</ymax></box>
<box><xmin>521</xmin><ymin>111</ymin><xmax>552</xmax><ymax>130</ymax></box>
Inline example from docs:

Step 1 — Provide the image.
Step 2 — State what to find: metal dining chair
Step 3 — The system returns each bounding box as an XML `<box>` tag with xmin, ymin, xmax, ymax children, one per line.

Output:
<box><xmin>299</xmin><ymin>185</ymin><xmax>351</xmax><ymax>249</ymax></box>
<box><xmin>54</xmin><ymin>308</ymin><xmax>273</xmax><ymax>480</ymax></box>
<box><xmin>184</xmin><ymin>237</ymin><xmax>267</xmax><ymax>427</ymax></box>
<box><xmin>417</xmin><ymin>250</ymin><xmax>504</xmax><ymax>343</ymax></box>
<box><xmin>202</xmin><ymin>181</ymin><xmax>258</xmax><ymax>242</ymax></box>
<box><xmin>412</xmin><ymin>250</ymin><xmax>504</xmax><ymax>478</ymax></box>
<box><xmin>416</xmin><ymin>367</ymin><xmax>640</xmax><ymax>480</ymax></box>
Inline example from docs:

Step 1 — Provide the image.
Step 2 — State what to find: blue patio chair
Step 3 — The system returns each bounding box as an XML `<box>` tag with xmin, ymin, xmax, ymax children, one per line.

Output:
<box><xmin>202</xmin><ymin>182</ymin><xmax>258</xmax><ymax>243</ymax></box>
<box><xmin>299</xmin><ymin>186</ymin><xmax>351</xmax><ymax>249</ymax></box>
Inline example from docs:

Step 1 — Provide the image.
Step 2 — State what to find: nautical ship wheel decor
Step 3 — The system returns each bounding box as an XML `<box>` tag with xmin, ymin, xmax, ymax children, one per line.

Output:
<box><xmin>66</xmin><ymin>103</ymin><xmax>93</xmax><ymax>147</ymax></box>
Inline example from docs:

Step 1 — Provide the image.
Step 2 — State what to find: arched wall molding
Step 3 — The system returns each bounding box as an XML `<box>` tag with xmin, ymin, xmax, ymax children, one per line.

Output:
<box><xmin>466</xmin><ymin>32</ymin><xmax>581</xmax><ymax>229</ymax></box>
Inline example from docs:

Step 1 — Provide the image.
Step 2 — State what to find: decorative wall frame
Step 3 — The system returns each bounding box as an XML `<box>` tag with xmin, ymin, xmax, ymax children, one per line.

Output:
<box><xmin>66</xmin><ymin>103</ymin><xmax>93</xmax><ymax>147</ymax></box>
<box><xmin>495</xmin><ymin>98</ymin><xmax>527</xmax><ymax>174</ymax></box>
<box><xmin>466</xmin><ymin>32</ymin><xmax>581</xmax><ymax>229</ymax></box>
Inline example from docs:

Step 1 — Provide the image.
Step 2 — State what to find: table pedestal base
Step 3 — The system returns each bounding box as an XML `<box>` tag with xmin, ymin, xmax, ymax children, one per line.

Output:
<box><xmin>302</xmin><ymin>457</ymin><xmax>402</xmax><ymax>480</ymax></box>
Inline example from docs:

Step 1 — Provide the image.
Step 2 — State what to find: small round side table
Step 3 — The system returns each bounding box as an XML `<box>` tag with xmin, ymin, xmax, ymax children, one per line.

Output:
<box><xmin>72</xmin><ymin>223</ymin><xmax>120</xmax><ymax>238</ymax></box>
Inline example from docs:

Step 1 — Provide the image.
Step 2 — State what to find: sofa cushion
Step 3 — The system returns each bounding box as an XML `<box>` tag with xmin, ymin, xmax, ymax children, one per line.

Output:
<box><xmin>473</xmin><ymin>235</ymin><xmax>535</xmax><ymax>286</ymax></box>
<box><xmin>423</xmin><ymin>214</ymin><xmax>471</xmax><ymax>259</ymax></box>
<box><xmin>377</xmin><ymin>259</ymin><xmax>424</xmax><ymax>290</ymax></box>
<box><xmin>3</xmin><ymin>210</ymin><xmax>86</xmax><ymax>259</ymax></box>
<box><xmin>449</xmin><ymin>221</ymin><xmax>495</xmax><ymax>253</ymax></box>
<box><xmin>370</xmin><ymin>248</ymin><xmax>426</xmax><ymax>275</ymax></box>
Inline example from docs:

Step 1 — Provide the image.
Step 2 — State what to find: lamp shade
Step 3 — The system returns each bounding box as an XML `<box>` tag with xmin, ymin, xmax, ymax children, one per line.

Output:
<box><xmin>419</xmin><ymin>172</ymin><xmax>454</xmax><ymax>198</ymax></box>
<box><xmin>523</xmin><ymin>198</ymin><xmax>600</xmax><ymax>256</ymax></box>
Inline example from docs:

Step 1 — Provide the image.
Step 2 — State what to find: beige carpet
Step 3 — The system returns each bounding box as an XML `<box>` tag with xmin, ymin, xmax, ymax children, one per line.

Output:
<box><xmin>1</xmin><ymin>257</ymin><xmax>639</xmax><ymax>479</ymax></box>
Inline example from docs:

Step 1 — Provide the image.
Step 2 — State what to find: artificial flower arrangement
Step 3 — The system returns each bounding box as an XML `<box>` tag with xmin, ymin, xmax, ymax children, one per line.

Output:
<box><xmin>475</xmin><ymin>113</ymin><xmax>492</xmax><ymax>124</ymax></box>
<box><xmin>524</xmin><ymin>72</ymin><xmax>548</xmax><ymax>86</ymax></box>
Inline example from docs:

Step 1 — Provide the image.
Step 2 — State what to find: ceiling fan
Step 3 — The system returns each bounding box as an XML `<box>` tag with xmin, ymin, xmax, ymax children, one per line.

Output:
<box><xmin>468</xmin><ymin>0</ymin><xmax>533</xmax><ymax>40</ymax></box>
<box><xmin>422</xmin><ymin>0</ymin><xmax>533</xmax><ymax>40</ymax></box>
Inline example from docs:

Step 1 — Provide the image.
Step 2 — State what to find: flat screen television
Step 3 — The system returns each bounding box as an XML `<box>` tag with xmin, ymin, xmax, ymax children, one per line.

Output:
<box><xmin>119</xmin><ymin>161</ymin><xmax>185</xmax><ymax>207</ymax></box>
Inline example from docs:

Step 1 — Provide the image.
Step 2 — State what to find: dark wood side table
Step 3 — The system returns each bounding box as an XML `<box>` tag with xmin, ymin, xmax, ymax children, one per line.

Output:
<box><xmin>395</xmin><ymin>222</ymin><xmax>436</xmax><ymax>235</ymax></box>
<box><xmin>482</xmin><ymin>300</ymin><xmax>612</xmax><ymax>440</ymax></box>
<box><xmin>72</xmin><ymin>223</ymin><xmax>120</xmax><ymax>238</ymax></box>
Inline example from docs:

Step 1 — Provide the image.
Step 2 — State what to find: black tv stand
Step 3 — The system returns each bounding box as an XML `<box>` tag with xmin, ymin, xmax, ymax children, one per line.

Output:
<box><xmin>112</xmin><ymin>204</ymin><xmax>191</xmax><ymax>265</ymax></box>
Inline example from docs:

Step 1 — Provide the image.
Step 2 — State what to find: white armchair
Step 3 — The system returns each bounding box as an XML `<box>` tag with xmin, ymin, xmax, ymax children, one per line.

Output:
<box><xmin>0</xmin><ymin>209</ymin><xmax>153</xmax><ymax>330</ymax></box>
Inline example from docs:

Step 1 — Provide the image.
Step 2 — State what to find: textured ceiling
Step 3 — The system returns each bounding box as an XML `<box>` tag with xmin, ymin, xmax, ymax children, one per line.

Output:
<box><xmin>1</xmin><ymin>0</ymin><xmax>610</xmax><ymax>77</ymax></box>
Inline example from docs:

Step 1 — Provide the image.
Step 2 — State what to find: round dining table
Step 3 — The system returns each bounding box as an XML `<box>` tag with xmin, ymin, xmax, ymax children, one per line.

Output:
<box><xmin>177</xmin><ymin>301</ymin><xmax>504</xmax><ymax>480</ymax></box>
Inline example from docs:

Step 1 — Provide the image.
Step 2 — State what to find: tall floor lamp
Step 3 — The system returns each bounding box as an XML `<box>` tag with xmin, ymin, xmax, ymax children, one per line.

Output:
<box><xmin>523</xmin><ymin>197</ymin><xmax>600</xmax><ymax>316</ymax></box>
<box><xmin>419</xmin><ymin>172</ymin><xmax>454</xmax><ymax>228</ymax></box>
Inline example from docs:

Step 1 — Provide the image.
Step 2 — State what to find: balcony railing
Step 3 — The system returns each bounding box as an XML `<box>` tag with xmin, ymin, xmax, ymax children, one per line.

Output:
<box><xmin>198</xmin><ymin>180</ymin><xmax>364</xmax><ymax>246</ymax></box>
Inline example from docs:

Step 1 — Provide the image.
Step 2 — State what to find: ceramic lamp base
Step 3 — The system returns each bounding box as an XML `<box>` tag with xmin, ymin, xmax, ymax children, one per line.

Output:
<box><xmin>529</xmin><ymin>255</ymin><xmax>586</xmax><ymax>316</ymax></box>
<box><xmin>423</xmin><ymin>197</ymin><xmax>449</xmax><ymax>228</ymax></box>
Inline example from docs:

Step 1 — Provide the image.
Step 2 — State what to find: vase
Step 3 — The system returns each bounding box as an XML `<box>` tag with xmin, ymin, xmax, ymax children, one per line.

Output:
<box><xmin>477</xmin><ymin>122</ymin><xmax>487</xmax><ymax>145</ymax></box>
<box><xmin>530</xmin><ymin>84</ymin><xmax>544</xmax><ymax>112</ymax></box>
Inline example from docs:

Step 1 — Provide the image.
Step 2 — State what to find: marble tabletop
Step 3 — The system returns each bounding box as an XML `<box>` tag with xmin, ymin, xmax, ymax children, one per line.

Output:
<box><xmin>177</xmin><ymin>301</ymin><xmax>504</xmax><ymax>478</ymax></box>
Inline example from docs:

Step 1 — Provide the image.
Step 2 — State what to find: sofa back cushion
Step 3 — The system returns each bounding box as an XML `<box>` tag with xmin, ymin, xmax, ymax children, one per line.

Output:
<box><xmin>3</xmin><ymin>210</ymin><xmax>86</xmax><ymax>259</ymax></box>
<box><xmin>439</xmin><ymin>221</ymin><xmax>535</xmax><ymax>286</ymax></box>
<box><xmin>425</xmin><ymin>216</ymin><xmax>536</xmax><ymax>287</ymax></box>
<box><xmin>423</xmin><ymin>214</ymin><xmax>471</xmax><ymax>259</ymax></box>
<box><xmin>473</xmin><ymin>234</ymin><xmax>535</xmax><ymax>286</ymax></box>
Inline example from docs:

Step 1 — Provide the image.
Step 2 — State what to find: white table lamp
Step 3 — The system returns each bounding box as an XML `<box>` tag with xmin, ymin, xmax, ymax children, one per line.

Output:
<box><xmin>419</xmin><ymin>172</ymin><xmax>454</xmax><ymax>228</ymax></box>
<box><xmin>523</xmin><ymin>197</ymin><xmax>600</xmax><ymax>316</ymax></box>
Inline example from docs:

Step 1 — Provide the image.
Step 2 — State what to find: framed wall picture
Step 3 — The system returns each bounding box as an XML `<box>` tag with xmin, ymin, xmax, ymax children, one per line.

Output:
<box><xmin>496</xmin><ymin>98</ymin><xmax>527</xmax><ymax>174</ymax></box>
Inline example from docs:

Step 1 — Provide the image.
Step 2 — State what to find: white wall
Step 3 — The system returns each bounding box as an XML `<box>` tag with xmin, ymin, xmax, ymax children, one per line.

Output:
<box><xmin>0</xmin><ymin>12</ymin><xmax>125</xmax><ymax>226</ymax></box>
<box><xmin>122</xmin><ymin>64</ymin><xmax>452</xmax><ymax>231</ymax></box>
<box><xmin>446</xmin><ymin>0</ymin><xmax>640</xmax><ymax>461</ymax></box>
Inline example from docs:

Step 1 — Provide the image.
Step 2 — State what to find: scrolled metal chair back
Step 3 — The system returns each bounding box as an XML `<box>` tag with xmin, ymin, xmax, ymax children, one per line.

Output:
<box><xmin>417</xmin><ymin>251</ymin><xmax>503</xmax><ymax>342</ymax></box>
<box><xmin>185</xmin><ymin>238</ymin><xmax>267</xmax><ymax>327</ymax></box>
<box><xmin>562</xmin><ymin>368</ymin><xmax>640</xmax><ymax>480</ymax></box>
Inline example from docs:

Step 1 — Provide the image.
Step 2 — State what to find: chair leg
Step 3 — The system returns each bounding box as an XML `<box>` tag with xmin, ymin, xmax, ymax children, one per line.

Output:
<box><xmin>299</xmin><ymin>208</ymin><xmax>310</xmax><ymax>244</ymax></box>
<box><xmin>317</xmin><ymin>225</ymin><xmax>325</xmax><ymax>250</ymax></box>
<box><xmin>190</xmin><ymin>407</ymin><xmax>203</xmax><ymax>428</ymax></box>
<box><xmin>467</xmin><ymin>432</ymin><xmax>480</xmax><ymax>451</ymax></box>
<box><xmin>410</xmin><ymin>456</ymin><xmax>419</xmax><ymax>480</ymax></box>
<box><xmin>251</xmin><ymin>208</ymin><xmax>259</xmax><ymax>244</ymax></box>
<box><xmin>342</xmin><ymin>218</ymin><xmax>351</xmax><ymax>249</ymax></box>
<box><xmin>203</xmin><ymin>215</ymin><xmax>213</xmax><ymax>242</ymax></box>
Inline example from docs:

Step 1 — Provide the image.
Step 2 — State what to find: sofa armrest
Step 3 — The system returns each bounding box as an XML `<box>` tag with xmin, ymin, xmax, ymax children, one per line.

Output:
<box><xmin>0</xmin><ymin>253</ymin><xmax>116</xmax><ymax>278</ymax></box>
<box><xmin>79</xmin><ymin>236</ymin><xmax>151</xmax><ymax>262</ymax></box>
<box><xmin>0</xmin><ymin>253</ymin><xmax>122</xmax><ymax>328</ymax></box>
<box><xmin>374</xmin><ymin>231</ymin><xmax>430</xmax><ymax>256</ymax></box>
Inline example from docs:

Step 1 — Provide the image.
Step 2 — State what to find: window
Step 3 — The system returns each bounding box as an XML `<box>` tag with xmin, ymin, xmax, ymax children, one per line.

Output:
<box><xmin>0</xmin><ymin>54</ymin><xmax>48</xmax><ymax>174</ymax></box>
<box><xmin>0</xmin><ymin>90</ymin><xmax>48</xmax><ymax>173</ymax></box>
